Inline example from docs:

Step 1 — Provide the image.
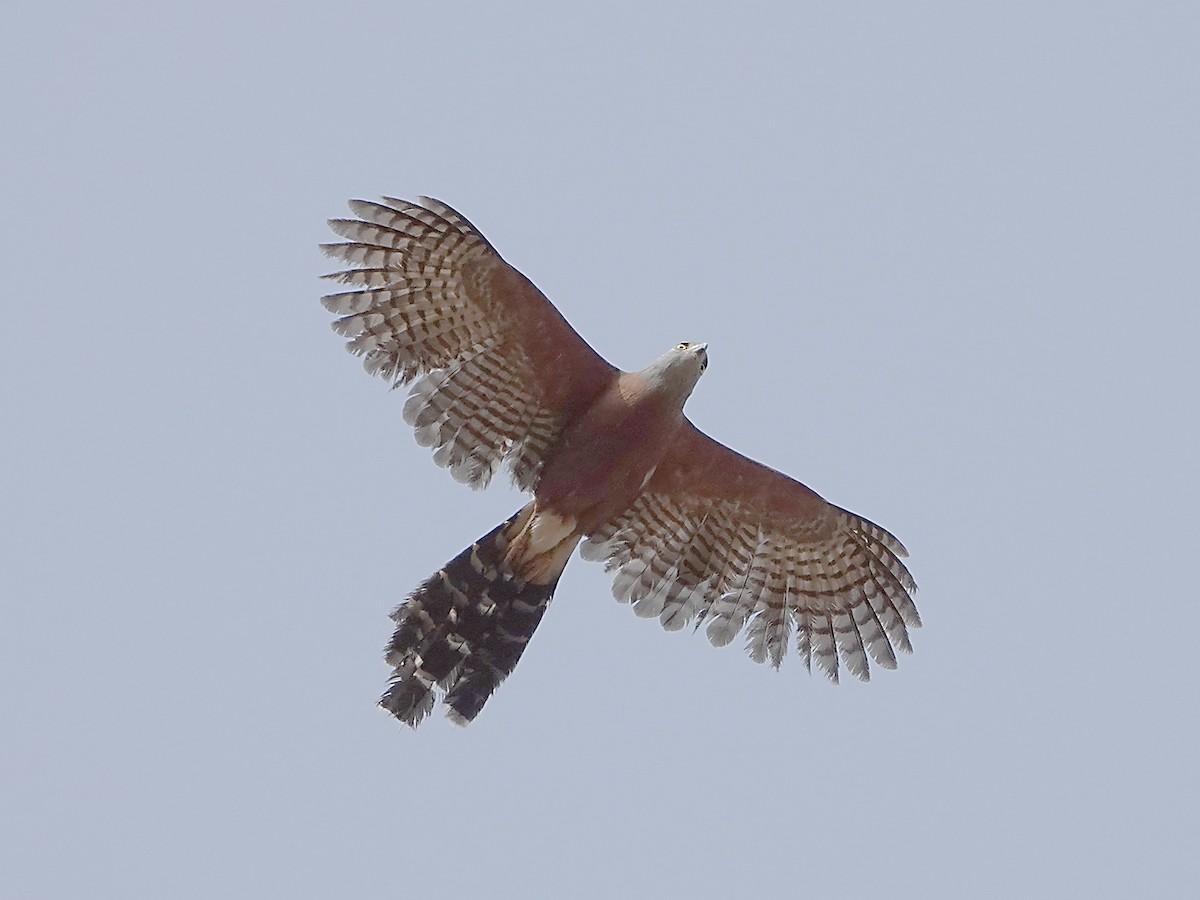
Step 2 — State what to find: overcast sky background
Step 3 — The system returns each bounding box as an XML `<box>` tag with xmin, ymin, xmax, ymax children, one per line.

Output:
<box><xmin>3</xmin><ymin>3</ymin><xmax>1198</xmax><ymax>898</ymax></box>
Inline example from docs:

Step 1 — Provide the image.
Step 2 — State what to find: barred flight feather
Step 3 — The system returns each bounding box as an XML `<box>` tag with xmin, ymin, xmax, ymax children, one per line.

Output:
<box><xmin>588</xmin><ymin>488</ymin><xmax>919</xmax><ymax>683</ymax></box>
<box><xmin>321</xmin><ymin>197</ymin><xmax>595</xmax><ymax>493</ymax></box>
<box><xmin>381</xmin><ymin>511</ymin><xmax>561</xmax><ymax>727</ymax></box>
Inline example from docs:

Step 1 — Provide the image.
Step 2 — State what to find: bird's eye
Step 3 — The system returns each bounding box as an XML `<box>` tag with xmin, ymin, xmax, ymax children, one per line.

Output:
<box><xmin>676</xmin><ymin>341</ymin><xmax>689</xmax><ymax>350</ymax></box>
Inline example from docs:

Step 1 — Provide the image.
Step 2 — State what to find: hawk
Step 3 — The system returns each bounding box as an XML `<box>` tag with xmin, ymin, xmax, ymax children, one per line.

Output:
<box><xmin>321</xmin><ymin>196</ymin><xmax>919</xmax><ymax>727</ymax></box>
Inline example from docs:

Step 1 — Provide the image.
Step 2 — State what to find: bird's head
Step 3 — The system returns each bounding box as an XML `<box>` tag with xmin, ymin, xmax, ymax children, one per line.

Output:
<box><xmin>672</xmin><ymin>341</ymin><xmax>708</xmax><ymax>375</ymax></box>
<box><xmin>641</xmin><ymin>341</ymin><xmax>708</xmax><ymax>406</ymax></box>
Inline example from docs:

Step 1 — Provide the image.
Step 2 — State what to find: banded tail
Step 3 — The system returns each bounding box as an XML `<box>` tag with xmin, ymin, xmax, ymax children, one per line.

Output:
<box><xmin>381</xmin><ymin>504</ymin><xmax>579</xmax><ymax>726</ymax></box>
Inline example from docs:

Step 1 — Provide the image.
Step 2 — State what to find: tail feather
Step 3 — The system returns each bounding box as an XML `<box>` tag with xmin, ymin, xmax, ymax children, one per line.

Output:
<box><xmin>380</xmin><ymin>510</ymin><xmax>567</xmax><ymax>727</ymax></box>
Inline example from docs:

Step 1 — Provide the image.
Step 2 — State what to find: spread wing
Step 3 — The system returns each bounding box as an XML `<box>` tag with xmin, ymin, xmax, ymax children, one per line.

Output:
<box><xmin>581</xmin><ymin>421</ymin><xmax>919</xmax><ymax>681</ymax></box>
<box><xmin>321</xmin><ymin>196</ymin><xmax>616</xmax><ymax>490</ymax></box>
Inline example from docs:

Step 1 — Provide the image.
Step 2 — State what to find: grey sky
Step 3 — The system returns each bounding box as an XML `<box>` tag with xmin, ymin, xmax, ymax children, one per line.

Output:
<box><xmin>3</xmin><ymin>3</ymin><xmax>1197</xmax><ymax>898</ymax></box>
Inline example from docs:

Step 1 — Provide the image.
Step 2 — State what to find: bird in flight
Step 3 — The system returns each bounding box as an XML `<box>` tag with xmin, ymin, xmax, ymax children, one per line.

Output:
<box><xmin>321</xmin><ymin>196</ymin><xmax>919</xmax><ymax>727</ymax></box>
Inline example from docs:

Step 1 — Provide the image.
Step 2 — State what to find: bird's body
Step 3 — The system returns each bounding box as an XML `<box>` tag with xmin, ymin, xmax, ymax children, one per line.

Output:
<box><xmin>538</xmin><ymin>363</ymin><xmax>695</xmax><ymax>533</ymax></box>
<box><xmin>321</xmin><ymin>196</ymin><xmax>920</xmax><ymax>727</ymax></box>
